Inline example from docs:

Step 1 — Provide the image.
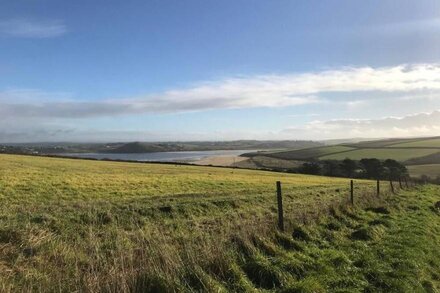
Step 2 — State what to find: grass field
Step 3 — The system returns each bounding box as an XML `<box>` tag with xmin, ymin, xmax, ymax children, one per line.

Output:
<box><xmin>343</xmin><ymin>138</ymin><xmax>423</xmax><ymax>148</ymax></box>
<box><xmin>0</xmin><ymin>154</ymin><xmax>439</xmax><ymax>292</ymax></box>
<box><xmin>235</xmin><ymin>155</ymin><xmax>302</xmax><ymax>169</ymax></box>
<box><xmin>237</xmin><ymin>137</ymin><xmax>440</xmax><ymax>176</ymax></box>
<box><xmin>405</xmin><ymin>152</ymin><xmax>440</xmax><ymax>165</ymax></box>
<box><xmin>389</xmin><ymin>137</ymin><xmax>440</xmax><ymax>148</ymax></box>
<box><xmin>319</xmin><ymin>148</ymin><xmax>439</xmax><ymax>161</ymax></box>
<box><xmin>267</xmin><ymin>146</ymin><xmax>355</xmax><ymax>160</ymax></box>
<box><xmin>408</xmin><ymin>164</ymin><xmax>440</xmax><ymax>178</ymax></box>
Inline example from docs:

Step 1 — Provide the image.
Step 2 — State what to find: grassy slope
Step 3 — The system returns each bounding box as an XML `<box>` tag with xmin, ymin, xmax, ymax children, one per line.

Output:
<box><xmin>319</xmin><ymin>148</ymin><xmax>439</xmax><ymax>161</ymax></box>
<box><xmin>0</xmin><ymin>154</ymin><xmax>367</xmax><ymax>291</ymax></box>
<box><xmin>235</xmin><ymin>155</ymin><xmax>302</xmax><ymax>170</ymax></box>
<box><xmin>0</xmin><ymin>154</ymin><xmax>439</xmax><ymax>292</ymax></box>
<box><xmin>225</xmin><ymin>185</ymin><xmax>440</xmax><ymax>292</ymax></box>
<box><xmin>405</xmin><ymin>152</ymin><xmax>440</xmax><ymax>166</ymax></box>
<box><xmin>237</xmin><ymin>138</ymin><xmax>440</xmax><ymax>173</ymax></box>
<box><xmin>343</xmin><ymin>136</ymin><xmax>440</xmax><ymax>148</ymax></box>
<box><xmin>388</xmin><ymin>137</ymin><xmax>440</xmax><ymax>148</ymax></box>
<box><xmin>343</xmin><ymin>138</ymin><xmax>423</xmax><ymax>148</ymax></box>
<box><xmin>0</xmin><ymin>154</ymin><xmax>350</xmax><ymax>199</ymax></box>
<box><xmin>250</xmin><ymin>137</ymin><xmax>440</xmax><ymax>164</ymax></box>
<box><xmin>266</xmin><ymin>146</ymin><xmax>355</xmax><ymax>160</ymax></box>
<box><xmin>408</xmin><ymin>164</ymin><xmax>440</xmax><ymax>178</ymax></box>
<box><xmin>319</xmin><ymin>137</ymin><xmax>440</xmax><ymax>161</ymax></box>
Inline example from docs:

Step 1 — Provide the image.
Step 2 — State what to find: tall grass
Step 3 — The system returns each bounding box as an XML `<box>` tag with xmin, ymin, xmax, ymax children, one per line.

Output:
<box><xmin>0</xmin><ymin>154</ymin><xmax>435</xmax><ymax>292</ymax></box>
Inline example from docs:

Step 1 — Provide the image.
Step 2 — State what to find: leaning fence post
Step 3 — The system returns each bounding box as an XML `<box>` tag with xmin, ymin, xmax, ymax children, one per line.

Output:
<box><xmin>350</xmin><ymin>180</ymin><xmax>354</xmax><ymax>205</ymax></box>
<box><xmin>276</xmin><ymin>181</ymin><xmax>284</xmax><ymax>231</ymax></box>
<box><xmin>390</xmin><ymin>179</ymin><xmax>395</xmax><ymax>194</ymax></box>
<box><xmin>376</xmin><ymin>180</ymin><xmax>380</xmax><ymax>196</ymax></box>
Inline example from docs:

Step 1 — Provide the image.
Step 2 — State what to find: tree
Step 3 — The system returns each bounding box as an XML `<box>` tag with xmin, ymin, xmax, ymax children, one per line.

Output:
<box><xmin>298</xmin><ymin>162</ymin><xmax>321</xmax><ymax>175</ymax></box>
<box><xmin>359</xmin><ymin>158</ymin><xmax>384</xmax><ymax>179</ymax></box>
<box><xmin>383</xmin><ymin>159</ymin><xmax>408</xmax><ymax>180</ymax></box>
<box><xmin>322</xmin><ymin>160</ymin><xmax>343</xmax><ymax>176</ymax></box>
<box><xmin>339</xmin><ymin>158</ymin><xmax>357</xmax><ymax>178</ymax></box>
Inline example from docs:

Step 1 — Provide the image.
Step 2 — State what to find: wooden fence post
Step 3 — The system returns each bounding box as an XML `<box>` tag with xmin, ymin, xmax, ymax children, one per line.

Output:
<box><xmin>390</xmin><ymin>179</ymin><xmax>395</xmax><ymax>194</ymax></box>
<box><xmin>350</xmin><ymin>180</ymin><xmax>354</xmax><ymax>205</ymax></box>
<box><xmin>276</xmin><ymin>181</ymin><xmax>284</xmax><ymax>232</ymax></box>
<box><xmin>398</xmin><ymin>177</ymin><xmax>403</xmax><ymax>189</ymax></box>
<box><xmin>404</xmin><ymin>177</ymin><xmax>409</xmax><ymax>188</ymax></box>
<box><xmin>376</xmin><ymin>180</ymin><xmax>380</xmax><ymax>196</ymax></box>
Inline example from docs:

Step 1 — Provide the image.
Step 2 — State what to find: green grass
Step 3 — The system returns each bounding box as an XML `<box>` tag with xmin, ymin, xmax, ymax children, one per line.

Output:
<box><xmin>235</xmin><ymin>155</ymin><xmax>302</xmax><ymax>169</ymax></box>
<box><xmin>389</xmin><ymin>137</ymin><xmax>440</xmax><ymax>148</ymax></box>
<box><xmin>0</xmin><ymin>154</ymin><xmax>350</xmax><ymax>199</ymax></box>
<box><xmin>408</xmin><ymin>164</ymin><xmax>440</xmax><ymax>178</ymax></box>
<box><xmin>344</xmin><ymin>138</ymin><xmax>422</xmax><ymax>148</ymax></box>
<box><xmin>267</xmin><ymin>146</ymin><xmax>355</xmax><ymax>160</ymax></box>
<box><xmin>405</xmin><ymin>152</ymin><xmax>440</xmax><ymax>165</ymax></box>
<box><xmin>0</xmin><ymin>154</ymin><xmax>439</xmax><ymax>292</ymax></box>
<box><xmin>319</xmin><ymin>148</ymin><xmax>439</xmax><ymax>161</ymax></box>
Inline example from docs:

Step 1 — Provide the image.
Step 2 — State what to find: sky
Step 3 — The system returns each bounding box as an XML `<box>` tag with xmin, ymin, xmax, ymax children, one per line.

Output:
<box><xmin>1</xmin><ymin>0</ymin><xmax>440</xmax><ymax>142</ymax></box>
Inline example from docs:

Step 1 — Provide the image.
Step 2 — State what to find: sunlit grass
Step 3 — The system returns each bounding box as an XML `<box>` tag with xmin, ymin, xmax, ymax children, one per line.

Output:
<box><xmin>0</xmin><ymin>154</ymin><xmax>438</xmax><ymax>292</ymax></box>
<box><xmin>320</xmin><ymin>148</ymin><xmax>439</xmax><ymax>161</ymax></box>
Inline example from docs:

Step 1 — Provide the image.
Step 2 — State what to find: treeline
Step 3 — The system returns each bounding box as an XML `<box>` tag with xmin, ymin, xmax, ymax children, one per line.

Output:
<box><xmin>293</xmin><ymin>158</ymin><xmax>408</xmax><ymax>180</ymax></box>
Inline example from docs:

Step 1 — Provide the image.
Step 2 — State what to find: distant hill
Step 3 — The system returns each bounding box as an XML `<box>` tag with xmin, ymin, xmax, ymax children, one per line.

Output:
<box><xmin>253</xmin><ymin>136</ymin><xmax>440</xmax><ymax>161</ymax></box>
<box><xmin>320</xmin><ymin>137</ymin><xmax>382</xmax><ymax>145</ymax></box>
<box><xmin>240</xmin><ymin>136</ymin><xmax>440</xmax><ymax>178</ymax></box>
<box><xmin>0</xmin><ymin>140</ymin><xmax>323</xmax><ymax>154</ymax></box>
<box><xmin>101</xmin><ymin>142</ymin><xmax>174</xmax><ymax>153</ymax></box>
<box><xmin>100</xmin><ymin>140</ymin><xmax>323</xmax><ymax>153</ymax></box>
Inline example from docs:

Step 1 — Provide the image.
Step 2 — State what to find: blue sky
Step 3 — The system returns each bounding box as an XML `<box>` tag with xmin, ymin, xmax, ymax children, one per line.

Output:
<box><xmin>1</xmin><ymin>0</ymin><xmax>440</xmax><ymax>142</ymax></box>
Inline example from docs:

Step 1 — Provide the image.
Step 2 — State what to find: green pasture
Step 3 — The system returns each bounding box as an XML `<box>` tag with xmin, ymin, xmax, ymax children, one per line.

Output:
<box><xmin>389</xmin><ymin>137</ymin><xmax>440</xmax><ymax>148</ymax></box>
<box><xmin>319</xmin><ymin>148</ymin><xmax>439</xmax><ymax>161</ymax></box>
<box><xmin>408</xmin><ymin>164</ymin><xmax>440</xmax><ymax>178</ymax></box>
<box><xmin>268</xmin><ymin>146</ymin><xmax>354</xmax><ymax>160</ymax></box>
<box><xmin>0</xmin><ymin>154</ymin><xmax>439</xmax><ymax>292</ymax></box>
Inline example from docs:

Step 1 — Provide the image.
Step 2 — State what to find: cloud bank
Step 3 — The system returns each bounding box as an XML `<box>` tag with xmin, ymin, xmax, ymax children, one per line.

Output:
<box><xmin>1</xmin><ymin>63</ymin><xmax>440</xmax><ymax>120</ymax></box>
<box><xmin>1</xmin><ymin>63</ymin><xmax>440</xmax><ymax>142</ymax></box>
<box><xmin>283</xmin><ymin>111</ymin><xmax>440</xmax><ymax>140</ymax></box>
<box><xmin>1</xmin><ymin>110</ymin><xmax>439</xmax><ymax>143</ymax></box>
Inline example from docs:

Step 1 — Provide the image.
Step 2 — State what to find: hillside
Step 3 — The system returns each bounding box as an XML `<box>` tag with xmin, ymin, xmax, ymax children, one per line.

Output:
<box><xmin>254</xmin><ymin>145</ymin><xmax>355</xmax><ymax>160</ymax></box>
<box><xmin>101</xmin><ymin>141</ymin><xmax>181</xmax><ymax>153</ymax></box>
<box><xmin>0</xmin><ymin>140</ymin><xmax>322</xmax><ymax>155</ymax></box>
<box><xmin>0</xmin><ymin>154</ymin><xmax>439</xmax><ymax>291</ymax></box>
<box><xmin>243</xmin><ymin>136</ymin><xmax>440</xmax><ymax>178</ymax></box>
<box><xmin>407</xmin><ymin>164</ymin><xmax>440</xmax><ymax>179</ymax></box>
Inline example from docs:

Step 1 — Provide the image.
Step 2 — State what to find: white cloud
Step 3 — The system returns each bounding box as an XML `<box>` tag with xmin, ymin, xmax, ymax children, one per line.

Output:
<box><xmin>2</xmin><ymin>63</ymin><xmax>440</xmax><ymax>120</ymax></box>
<box><xmin>1</xmin><ymin>110</ymin><xmax>439</xmax><ymax>143</ymax></box>
<box><xmin>0</xmin><ymin>19</ymin><xmax>67</xmax><ymax>38</ymax></box>
<box><xmin>282</xmin><ymin>111</ymin><xmax>440</xmax><ymax>140</ymax></box>
<box><xmin>1</xmin><ymin>63</ymin><xmax>440</xmax><ymax>141</ymax></box>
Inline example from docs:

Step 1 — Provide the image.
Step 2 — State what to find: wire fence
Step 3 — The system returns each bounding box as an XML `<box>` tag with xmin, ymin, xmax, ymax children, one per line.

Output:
<box><xmin>274</xmin><ymin>177</ymin><xmax>419</xmax><ymax>232</ymax></box>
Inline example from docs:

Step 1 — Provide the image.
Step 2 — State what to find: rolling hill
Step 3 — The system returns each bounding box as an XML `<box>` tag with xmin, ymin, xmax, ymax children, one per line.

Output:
<box><xmin>0</xmin><ymin>154</ymin><xmax>438</xmax><ymax>291</ymax></box>
<box><xmin>256</xmin><ymin>145</ymin><xmax>355</xmax><ymax>160</ymax></box>
<box><xmin>0</xmin><ymin>140</ymin><xmax>323</xmax><ymax>155</ymax></box>
<box><xmin>243</xmin><ymin>136</ymin><xmax>440</xmax><ymax>178</ymax></box>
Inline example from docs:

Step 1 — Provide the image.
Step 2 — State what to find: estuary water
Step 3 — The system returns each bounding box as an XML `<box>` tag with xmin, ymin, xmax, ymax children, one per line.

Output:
<box><xmin>59</xmin><ymin>150</ymin><xmax>254</xmax><ymax>162</ymax></box>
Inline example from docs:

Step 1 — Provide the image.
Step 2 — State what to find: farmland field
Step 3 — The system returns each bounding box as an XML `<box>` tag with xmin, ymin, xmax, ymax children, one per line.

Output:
<box><xmin>0</xmin><ymin>154</ymin><xmax>439</xmax><ymax>292</ymax></box>
<box><xmin>389</xmin><ymin>137</ymin><xmax>440</xmax><ymax>148</ymax></box>
<box><xmin>241</xmin><ymin>137</ymin><xmax>440</xmax><ymax>172</ymax></box>
<box><xmin>344</xmin><ymin>138</ymin><xmax>423</xmax><ymax>148</ymax></box>
<box><xmin>266</xmin><ymin>145</ymin><xmax>354</xmax><ymax>160</ymax></box>
<box><xmin>235</xmin><ymin>155</ymin><xmax>302</xmax><ymax>169</ymax></box>
<box><xmin>408</xmin><ymin>164</ymin><xmax>440</xmax><ymax>178</ymax></box>
<box><xmin>319</xmin><ymin>148</ymin><xmax>439</xmax><ymax>161</ymax></box>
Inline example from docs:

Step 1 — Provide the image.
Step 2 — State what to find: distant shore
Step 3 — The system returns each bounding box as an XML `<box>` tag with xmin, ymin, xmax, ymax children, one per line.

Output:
<box><xmin>192</xmin><ymin>155</ymin><xmax>249</xmax><ymax>166</ymax></box>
